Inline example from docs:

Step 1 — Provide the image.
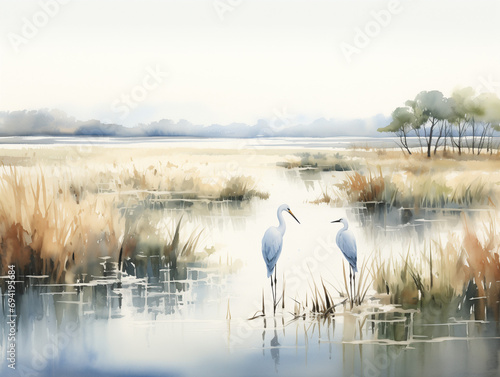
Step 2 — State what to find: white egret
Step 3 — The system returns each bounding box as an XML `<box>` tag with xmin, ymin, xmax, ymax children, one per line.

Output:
<box><xmin>331</xmin><ymin>218</ymin><xmax>358</xmax><ymax>306</ymax></box>
<box><xmin>262</xmin><ymin>204</ymin><xmax>300</xmax><ymax>314</ymax></box>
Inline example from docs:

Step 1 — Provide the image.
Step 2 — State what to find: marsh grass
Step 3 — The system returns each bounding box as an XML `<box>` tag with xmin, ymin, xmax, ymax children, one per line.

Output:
<box><xmin>335</xmin><ymin>168</ymin><xmax>496</xmax><ymax>210</ymax></box>
<box><xmin>398</xmin><ymin>175</ymin><xmax>493</xmax><ymax>209</ymax></box>
<box><xmin>219</xmin><ymin>176</ymin><xmax>269</xmax><ymax>201</ymax></box>
<box><xmin>112</xmin><ymin>162</ymin><xmax>269</xmax><ymax>202</ymax></box>
<box><xmin>308</xmin><ymin>277</ymin><xmax>336</xmax><ymax>315</ymax></box>
<box><xmin>343</xmin><ymin>258</ymin><xmax>372</xmax><ymax>306</ymax></box>
<box><xmin>338</xmin><ymin>167</ymin><xmax>398</xmax><ymax>206</ymax></box>
<box><xmin>0</xmin><ymin>166</ymin><xmax>122</xmax><ymax>283</ymax></box>
<box><xmin>310</xmin><ymin>186</ymin><xmax>334</xmax><ymax>205</ymax></box>
<box><xmin>0</xmin><ymin>165</ymin><xmax>211</xmax><ymax>285</ymax></box>
<box><xmin>295</xmin><ymin>148</ymin><xmax>500</xmax><ymax>210</ymax></box>
<box><xmin>372</xmin><ymin>219</ymin><xmax>500</xmax><ymax>321</ymax></box>
<box><xmin>119</xmin><ymin>215</ymin><xmax>207</xmax><ymax>283</ymax></box>
<box><xmin>277</xmin><ymin>152</ymin><xmax>358</xmax><ymax>171</ymax></box>
<box><xmin>0</xmin><ymin>157</ymin><xmax>268</xmax><ymax>285</ymax></box>
<box><xmin>163</xmin><ymin>216</ymin><xmax>204</xmax><ymax>265</ymax></box>
<box><xmin>304</xmin><ymin>256</ymin><xmax>373</xmax><ymax>316</ymax></box>
<box><xmin>248</xmin><ymin>289</ymin><xmax>267</xmax><ymax>320</ymax></box>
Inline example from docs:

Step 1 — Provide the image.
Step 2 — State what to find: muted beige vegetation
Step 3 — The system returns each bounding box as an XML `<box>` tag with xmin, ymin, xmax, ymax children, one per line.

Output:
<box><xmin>0</xmin><ymin>145</ymin><xmax>271</xmax><ymax>283</ymax></box>
<box><xmin>335</xmin><ymin>168</ymin><xmax>496</xmax><ymax>209</ymax></box>
<box><xmin>372</xmin><ymin>218</ymin><xmax>500</xmax><ymax>321</ymax></box>
<box><xmin>1</xmin><ymin>144</ymin><xmax>500</xmax><ymax>321</ymax></box>
<box><xmin>277</xmin><ymin>151</ymin><xmax>359</xmax><ymax>171</ymax></box>
<box><xmin>279</xmin><ymin>148</ymin><xmax>500</xmax><ymax>316</ymax></box>
<box><xmin>300</xmin><ymin>216</ymin><xmax>500</xmax><ymax>320</ymax></box>
<box><xmin>300</xmin><ymin>149</ymin><xmax>500</xmax><ymax>209</ymax></box>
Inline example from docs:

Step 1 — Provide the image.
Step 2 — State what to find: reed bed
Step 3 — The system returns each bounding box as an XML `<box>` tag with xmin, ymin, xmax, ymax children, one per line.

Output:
<box><xmin>0</xmin><ymin>161</ymin><xmax>264</xmax><ymax>284</ymax></box>
<box><xmin>73</xmin><ymin>160</ymin><xmax>269</xmax><ymax>201</ymax></box>
<box><xmin>334</xmin><ymin>168</ymin><xmax>496</xmax><ymax>209</ymax></box>
<box><xmin>372</xmin><ymin>218</ymin><xmax>500</xmax><ymax>321</ymax></box>
<box><xmin>0</xmin><ymin>166</ymin><xmax>123</xmax><ymax>283</ymax></box>
<box><xmin>277</xmin><ymin>152</ymin><xmax>358</xmax><ymax>171</ymax></box>
<box><xmin>308</xmin><ymin>278</ymin><xmax>336</xmax><ymax>315</ymax></box>
<box><xmin>301</xmin><ymin>256</ymin><xmax>373</xmax><ymax>316</ymax></box>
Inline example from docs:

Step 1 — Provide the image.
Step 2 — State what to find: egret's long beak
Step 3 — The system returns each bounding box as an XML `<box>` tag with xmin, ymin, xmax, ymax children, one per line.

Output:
<box><xmin>287</xmin><ymin>209</ymin><xmax>300</xmax><ymax>224</ymax></box>
<box><xmin>331</xmin><ymin>219</ymin><xmax>341</xmax><ymax>223</ymax></box>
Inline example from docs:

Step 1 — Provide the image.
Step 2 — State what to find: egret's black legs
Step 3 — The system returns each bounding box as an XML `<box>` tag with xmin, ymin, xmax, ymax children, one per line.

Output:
<box><xmin>270</xmin><ymin>276</ymin><xmax>275</xmax><ymax>314</ymax></box>
<box><xmin>349</xmin><ymin>266</ymin><xmax>354</xmax><ymax>308</ymax></box>
<box><xmin>353</xmin><ymin>269</ymin><xmax>357</xmax><ymax>306</ymax></box>
<box><xmin>273</xmin><ymin>266</ymin><xmax>278</xmax><ymax>315</ymax></box>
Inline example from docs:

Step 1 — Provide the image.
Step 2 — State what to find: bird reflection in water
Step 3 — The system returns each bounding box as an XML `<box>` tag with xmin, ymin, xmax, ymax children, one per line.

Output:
<box><xmin>262</xmin><ymin>317</ymin><xmax>281</xmax><ymax>372</ymax></box>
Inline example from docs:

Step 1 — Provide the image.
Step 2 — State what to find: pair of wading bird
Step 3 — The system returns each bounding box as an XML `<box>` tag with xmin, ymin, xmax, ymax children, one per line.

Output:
<box><xmin>262</xmin><ymin>204</ymin><xmax>357</xmax><ymax>314</ymax></box>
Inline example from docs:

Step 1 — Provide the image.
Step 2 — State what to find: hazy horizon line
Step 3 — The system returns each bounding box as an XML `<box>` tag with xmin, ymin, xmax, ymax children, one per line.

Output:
<box><xmin>0</xmin><ymin>108</ymin><xmax>391</xmax><ymax>138</ymax></box>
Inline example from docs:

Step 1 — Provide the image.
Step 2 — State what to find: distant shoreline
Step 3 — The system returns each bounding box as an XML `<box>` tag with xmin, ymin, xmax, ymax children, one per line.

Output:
<box><xmin>1</xmin><ymin>136</ymin><xmax>498</xmax><ymax>156</ymax></box>
<box><xmin>0</xmin><ymin>136</ymin><xmax>403</xmax><ymax>149</ymax></box>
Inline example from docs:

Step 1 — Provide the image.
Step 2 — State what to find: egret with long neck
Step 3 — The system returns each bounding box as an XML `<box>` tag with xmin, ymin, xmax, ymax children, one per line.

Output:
<box><xmin>331</xmin><ymin>217</ymin><xmax>358</xmax><ymax>306</ymax></box>
<box><xmin>262</xmin><ymin>204</ymin><xmax>300</xmax><ymax>314</ymax></box>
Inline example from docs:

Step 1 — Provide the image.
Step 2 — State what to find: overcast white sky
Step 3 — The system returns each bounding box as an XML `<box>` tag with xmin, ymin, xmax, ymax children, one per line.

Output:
<box><xmin>1</xmin><ymin>0</ymin><xmax>499</xmax><ymax>127</ymax></box>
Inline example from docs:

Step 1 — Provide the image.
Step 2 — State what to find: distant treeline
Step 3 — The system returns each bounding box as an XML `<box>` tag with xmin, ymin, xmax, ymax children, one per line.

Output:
<box><xmin>0</xmin><ymin>110</ymin><xmax>390</xmax><ymax>138</ymax></box>
<box><xmin>378</xmin><ymin>88</ymin><xmax>500</xmax><ymax>156</ymax></box>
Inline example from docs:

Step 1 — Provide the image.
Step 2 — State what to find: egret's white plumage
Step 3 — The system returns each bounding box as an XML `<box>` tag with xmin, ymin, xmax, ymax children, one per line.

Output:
<box><xmin>333</xmin><ymin>218</ymin><xmax>357</xmax><ymax>272</ymax></box>
<box><xmin>262</xmin><ymin>226</ymin><xmax>283</xmax><ymax>278</ymax></box>
<box><xmin>262</xmin><ymin>203</ymin><xmax>300</xmax><ymax>313</ymax></box>
<box><xmin>331</xmin><ymin>217</ymin><xmax>358</xmax><ymax>305</ymax></box>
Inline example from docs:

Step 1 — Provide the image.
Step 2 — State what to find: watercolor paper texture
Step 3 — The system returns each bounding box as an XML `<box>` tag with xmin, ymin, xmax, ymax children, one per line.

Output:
<box><xmin>1</xmin><ymin>1</ymin><xmax>500</xmax><ymax>376</ymax></box>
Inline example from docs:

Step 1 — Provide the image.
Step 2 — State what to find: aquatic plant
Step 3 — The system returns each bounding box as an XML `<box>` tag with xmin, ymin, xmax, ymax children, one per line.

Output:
<box><xmin>277</xmin><ymin>152</ymin><xmax>357</xmax><ymax>171</ymax></box>
<box><xmin>218</xmin><ymin>176</ymin><xmax>269</xmax><ymax>201</ymax></box>
<box><xmin>0</xmin><ymin>166</ymin><xmax>209</xmax><ymax>285</ymax></box>
<box><xmin>108</xmin><ymin>162</ymin><xmax>269</xmax><ymax>202</ymax></box>
<box><xmin>338</xmin><ymin>167</ymin><xmax>398</xmax><ymax>205</ymax></box>
<box><xmin>310</xmin><ymin>186</ymin><xmax>333</xmax><ymax>205</ymax></box>
<box><xmin>0</xmin><ymin>166</ymin><xmax>122</xmax><ymax>283</ymax></box>
<box><xmin>336</xmin><ymin>168</ymin><xmax>496</xmax><ymax>209</ymax></box>
<box><xmin>372</xmin><ymin>218</ymin><xmax>500</xmax><ymax>321</ymax></box>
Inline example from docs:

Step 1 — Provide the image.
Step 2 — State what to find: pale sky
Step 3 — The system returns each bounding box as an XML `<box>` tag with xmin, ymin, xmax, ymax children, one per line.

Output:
<box><xmin>1</xmin><ymin>0</ymin><xmax>499</xmax><ymax>127</ymax></box>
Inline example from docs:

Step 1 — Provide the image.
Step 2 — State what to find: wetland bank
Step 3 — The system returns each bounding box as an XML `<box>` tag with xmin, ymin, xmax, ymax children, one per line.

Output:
<box><xmin>1</xmin><ymin>137</ymin><xmax>499</xmax><ymax>377</ymax></box>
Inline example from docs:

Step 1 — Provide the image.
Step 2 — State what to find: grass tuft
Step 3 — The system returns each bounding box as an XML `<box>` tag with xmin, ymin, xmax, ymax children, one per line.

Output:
<box><xmin>333</xmin><ymin>168</ymin><xmax>496</xmax><ymax>209</ymax></box>
<box><xmin>372</xmin><ymin>218</ymin><xmax>500</xmax><ymax>320</ymax></box>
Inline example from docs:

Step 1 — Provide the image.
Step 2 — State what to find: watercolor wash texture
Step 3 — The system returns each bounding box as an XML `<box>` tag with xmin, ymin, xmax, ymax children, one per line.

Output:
<box><xmin>0</xmin><ymin>137</ymin><xmax>499</xmax><ymax>377</ymax></box>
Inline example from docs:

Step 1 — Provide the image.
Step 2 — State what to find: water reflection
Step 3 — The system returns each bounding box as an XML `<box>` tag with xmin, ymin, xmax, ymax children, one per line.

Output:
<box><xmin>262</xmin><ymin>318</ymin><xmax>281</xmax><ymax>373</ymax></box>
<box><xmin>270</xmin><ymin>325</ymin><xmax>280</xmax><ymax>372</ymax></box>
<box><xmin>2</xmin><ymin>270</ymin><xmax>500</xmax><ymax>377</ymax></box>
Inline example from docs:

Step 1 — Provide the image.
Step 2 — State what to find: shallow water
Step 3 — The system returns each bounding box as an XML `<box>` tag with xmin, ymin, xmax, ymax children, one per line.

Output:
<box><xmin>2</xmin><ymin>266</ymin><xmax>500</xmax><ymax>377</ymax></box>
<box><xmin>0</xmin><ymin>138</ymin><xmax>499</xmax><ymax>376</ymax></box>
